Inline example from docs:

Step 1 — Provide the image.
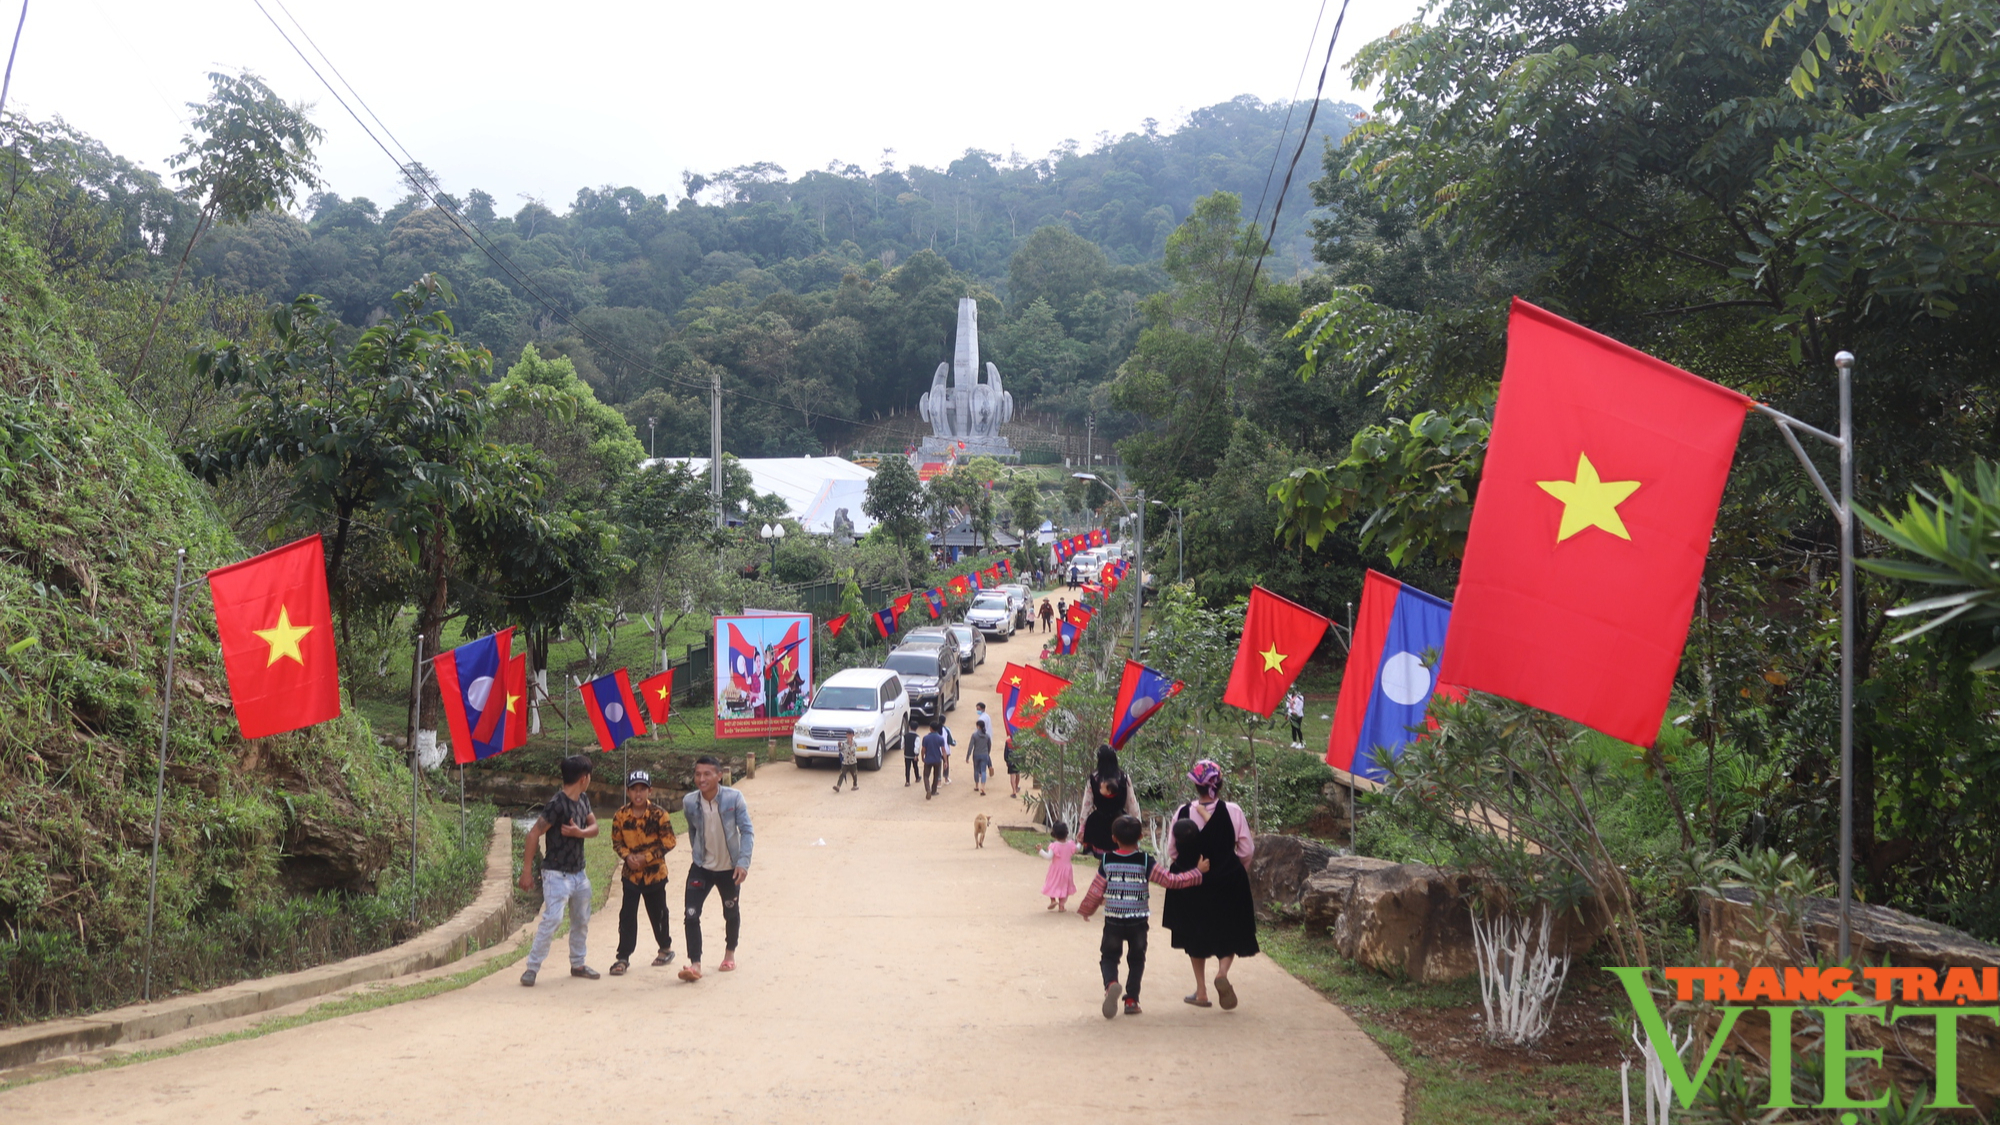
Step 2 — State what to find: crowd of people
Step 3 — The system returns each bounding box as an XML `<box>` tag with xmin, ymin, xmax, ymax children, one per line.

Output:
<box><xmin>512</xmin><ymin>580</ymin><xmax>1261</xmax><ymax>1023</ymax></box>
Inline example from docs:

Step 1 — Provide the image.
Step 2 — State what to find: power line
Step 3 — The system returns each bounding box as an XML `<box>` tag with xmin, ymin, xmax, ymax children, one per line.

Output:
<box><xmin>249</xmin><ymin>0</ymin><xmax>871</xmax><ymax>432</ymax></box>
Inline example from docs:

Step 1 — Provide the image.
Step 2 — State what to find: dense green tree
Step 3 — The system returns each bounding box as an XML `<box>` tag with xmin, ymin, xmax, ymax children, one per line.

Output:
<box><xmin>863</xmin><ymin>454</ymin><xmax>924</xmax><ymax>587</ymax></box>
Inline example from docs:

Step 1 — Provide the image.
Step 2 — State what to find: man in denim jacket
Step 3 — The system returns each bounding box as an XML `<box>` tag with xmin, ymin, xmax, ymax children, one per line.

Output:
<box><xmin>677</xmin><ymin>755</ymin><xmax>755</xmax><ymax>981</ymax></box>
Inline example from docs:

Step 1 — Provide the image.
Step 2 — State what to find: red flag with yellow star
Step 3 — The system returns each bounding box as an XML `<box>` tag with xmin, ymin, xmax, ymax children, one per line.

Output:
<box><xmin>998</xmin><ymin>662</ymin><xmax>1072</xmax><ymax>735</ymax></box>
<box><xmin>502</xmin><ymin>653</ymin><xmax>530</xmax><ymax>751</ymax></box>
<box><xmin>206</xmin><ymin>534</ymin><xmax>341</xmax><ymax>739</ymax></box>
<box><xmin>1222</xmin><ymin>586</ymin><xmax>1330</xmax><ymax>717</ymax></box>
<box><xmin>1439</xmin><ymin>299</ymin><xmax>1752</xmax><ymax>746</ymax></box>
<box><xmin>636</xmin><ymin>668</ymin><xmax>674</xmax><ymax>727</ymax></box>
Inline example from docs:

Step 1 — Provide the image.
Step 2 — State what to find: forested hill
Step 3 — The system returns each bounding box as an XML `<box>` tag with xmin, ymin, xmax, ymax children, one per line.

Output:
<box><xmin>168</xmin><ymin>95</ymin><xmax>1355</xmax><ymax>456</ymax></box>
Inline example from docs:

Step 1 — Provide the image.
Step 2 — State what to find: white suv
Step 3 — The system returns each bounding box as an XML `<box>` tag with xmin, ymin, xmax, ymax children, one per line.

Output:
<box><xmin>791</xmin><ymin>668</ymin><xmax>910</xmax><ymax>771</ymax></box>
<box><xmin>965</xmin><ymin>591</ymin><xmax>1016</xmax><ymax>639</ymax></box>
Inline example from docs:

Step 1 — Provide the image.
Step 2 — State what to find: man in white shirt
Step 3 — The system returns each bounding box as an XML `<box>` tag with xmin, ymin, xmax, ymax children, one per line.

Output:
<box><xmin>677</xmin><ymin>756</ymin><xmax>755</xmax><ymax>982</ymax></box>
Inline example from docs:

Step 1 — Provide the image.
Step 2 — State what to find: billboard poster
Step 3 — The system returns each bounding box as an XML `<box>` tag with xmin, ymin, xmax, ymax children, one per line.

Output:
<box><xmin>713</xmin><ymin>613</ymin><xmax>814</xmax><ymax>738</ymax></box>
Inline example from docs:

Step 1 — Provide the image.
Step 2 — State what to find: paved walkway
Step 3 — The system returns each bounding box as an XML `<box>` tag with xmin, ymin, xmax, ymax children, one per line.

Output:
<box><xmin>5</xmin><ymin>603</ymin><xmax>1404</xmax><ymax>1124</ymax></box>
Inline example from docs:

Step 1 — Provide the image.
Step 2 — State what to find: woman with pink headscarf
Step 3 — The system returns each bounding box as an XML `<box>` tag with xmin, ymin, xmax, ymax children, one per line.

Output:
<box><xmin>1166</xmin><ymin>759</ymin><xmax>1258</xmax><ymax>1009</ymax></box>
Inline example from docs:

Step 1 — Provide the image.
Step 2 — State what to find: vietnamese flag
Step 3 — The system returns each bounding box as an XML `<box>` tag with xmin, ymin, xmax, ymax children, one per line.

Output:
<box><xmin>1440</xmin><ymin>300</ymin><xmax>1751</xmax><ymax>746</ymax></box>
<box><xmin>637</xmin><ymin>668</ymin><xmax>674</xmax><ymax>727</ymax></box>
<box><xmin>894</xmin><ymin>592</ymin><xmax>913</xmax><ymax>616</ymax></box>
<box><xmin>206</xmin><ymin>534</ymin><xmax>341</xmax><ymax>739</ymax></box>
<box><xmin>502</xmin><ymin>653</ymin><xmax>530</xmax><ymax>751</ymax></box>
<box><xmin>998</xmin><ymin>662</ymin><xmax>1072</xmax><ymax>734</ymax></box>
<box><xmin>1222</xmin><ymin>585</ymin><xmax>1331</xmax><ymax>717</ymax></box>
<box><xmin>825</xmin><ymin>613</ymin><xmax>850</xmax><ymax>638</ymax></box>
<box><xmin>949</xmin><ymin>575</ymin><xmax>971</xmax><ymax>597</ymax></box>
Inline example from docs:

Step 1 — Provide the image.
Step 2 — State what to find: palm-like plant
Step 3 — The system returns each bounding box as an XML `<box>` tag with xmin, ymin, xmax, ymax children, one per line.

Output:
<box><xmin>1858</xmin><ymin>459</ymin><xmax>2000</xmax><ymax>670</ymax></box>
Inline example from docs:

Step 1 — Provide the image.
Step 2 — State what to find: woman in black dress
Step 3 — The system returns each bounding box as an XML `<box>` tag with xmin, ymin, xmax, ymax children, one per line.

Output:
<box><xmin>1169</xmin><ymin>758</ymin><xmax>1258</xmax><ymax>1010</ymax></box>
<box><xmin>1078</xmin><ymin>745</ymin><xmax>1140</xmax><ymax>856</ymax></box>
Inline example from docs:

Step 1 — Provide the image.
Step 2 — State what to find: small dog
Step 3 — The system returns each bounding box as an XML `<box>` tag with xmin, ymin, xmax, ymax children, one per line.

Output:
<box><xmin>973</xmin><ymin>813</ymin><xmax>990</xmax><ymax>848</ymax></box>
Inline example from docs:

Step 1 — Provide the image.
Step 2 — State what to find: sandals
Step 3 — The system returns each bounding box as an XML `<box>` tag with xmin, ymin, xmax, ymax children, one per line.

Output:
<box><xmin>1183</xmin><ymin>994</ymin><xmax>1213</xmax><ymax>1008</ymax></box>
<box><xmin>652</xmin><ymin>951</ymin><xmax>675</xmax><ymax>967</ymax></box>
<box><xmin>718</xmin><ymin>956</ymin><xmax>736</xmax><ymax>972</ymax></box>
<box><xmin>609</xmin><ymin>960</ymin><xmax>629</xmax><ymax>976</ymax></box>
<box><xmin>678</xmin><ymin>965</ymin><xmax>701</xmax><ymax>982</ymax></box>
<box><xmin>1215</xmin><ymin>977</ymin><xmax>1238</xmax><ymax>1010</ymax></box>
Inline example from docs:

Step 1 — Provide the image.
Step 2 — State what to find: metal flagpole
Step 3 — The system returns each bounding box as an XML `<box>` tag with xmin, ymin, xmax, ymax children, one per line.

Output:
<box><xmin>410</xmin><ymin>634</ymin><xmax>424</xmax><ymax>925</ymax></box>
<box><xmin>457</xmin><ymin>760</ymin><xmax>466</xmax><ymax>847</ymax></box>
<box><xmin>143</xmin><ymin>548</ymin><xmax>188</xmax><ymax>1003</ymax></box>
<box><xmin>1752</xmin><ymin>350</ymin><xmax>1855</xmax><ymax>959</ymax></box>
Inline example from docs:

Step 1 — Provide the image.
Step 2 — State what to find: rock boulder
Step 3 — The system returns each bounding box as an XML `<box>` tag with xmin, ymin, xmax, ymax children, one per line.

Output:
<box><xmin>1248</xmin><ymin>834</ymin><xmax>1338</xmax><ymax>921</ymax></box>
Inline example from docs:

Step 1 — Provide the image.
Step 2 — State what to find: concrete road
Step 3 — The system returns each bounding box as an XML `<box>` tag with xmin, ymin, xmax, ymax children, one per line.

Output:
<box><xmin>6</xmin><ymin>604</ymin><xmax>1404</xmax><ymax>1124</ymax></box>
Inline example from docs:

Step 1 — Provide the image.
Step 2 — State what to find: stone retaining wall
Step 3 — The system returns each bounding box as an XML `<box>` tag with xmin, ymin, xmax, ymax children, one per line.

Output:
<box><xmin>0</xmin><ymin>816</ymin><xmax>518</xmax><ymax>1072</ymax></box>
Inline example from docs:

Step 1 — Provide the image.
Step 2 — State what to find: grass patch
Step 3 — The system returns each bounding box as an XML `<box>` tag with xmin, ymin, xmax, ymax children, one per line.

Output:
<box><xmin>1262</xmin><ymin>926</ymin><xmax>1624</xmax><ymax>1125</ymax></box>
<box><xmin>999</xmin><ymin>827</ymin><xmax>1097</xmax><ymax>867</ymax></box>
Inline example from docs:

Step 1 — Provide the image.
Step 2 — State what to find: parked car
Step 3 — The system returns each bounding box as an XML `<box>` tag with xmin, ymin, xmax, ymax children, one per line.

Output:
<box><xmin>791</xmin><ymin>668</ymin><xmax>910</xmax><ymax>770</ymax></box>
<box><xmin>945</xmin><ymin>622</ymin><xmax>986</xmax><ymax>671</ymax></box>
<box><xmin>883</xmin><ymin>642</ymin><xmax>960</xmax><ymax>721</ymax></box>
<box><xmin>965</xmin><ymin>591</ymin><xmax>1016</xmax><ymax>639</ymax></box>
<box><xmin>903</xmin><ymin>625</ymin><xmax>952</xmax><ymax>649</ymax></box>
<box><xmin>997</xmin><ymin>583</ymin><xmax>1032</xmax><ymax>628</ymax></box>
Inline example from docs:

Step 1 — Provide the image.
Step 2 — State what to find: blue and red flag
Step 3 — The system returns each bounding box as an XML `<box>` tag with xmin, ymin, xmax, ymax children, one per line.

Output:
<box><xmin>969</xmin><ymin>572</ymin><xmax>983</xmax><ymax>592</ymax></box>
<box><xmin>872</xmin><ymin>606</ymin><xmax>899</xmax><ymax>638</ymax></box>
<box><xmin>579</xmin><ymin>667</ymin><xmax>647</xmax><ymax>752</ymax></box>
<box><xmin>1056</xmin><ymin>617</ymin><xmax>1082</xmax><ymax>655</ymax></box>
<box><xmin>726</xmin><ymin>623</ymin><xmax>761</xmax><ymax>697</ymax></box>
<box><xmin>925</xmin><ymin>588</ymin><xmax>947</xmax><ymax>618</ymax></box>
<box><xmin>436</xmin><ymin>627</ymin><xmax>513</xmax><ymax>764</ymax></box>
<box><xmin>1327</xmin><ymin>569</ymin><xmax>1462</xmax><ymax>781</ymax></box>
<box><xmin>1109</xmin><ymin>659</ymin><xmax>1184</xmax><ymax>750</ymax></box>
<box><xmin>1000</xmin><ymin>559</ymin><xmax>1013</xmax><ymax>578</ymax></box>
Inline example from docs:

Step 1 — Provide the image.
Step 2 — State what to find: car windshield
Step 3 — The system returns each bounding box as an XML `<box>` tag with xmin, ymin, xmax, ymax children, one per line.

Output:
<box><xmin>972</xmin><ymin>595</ymin><xmax>1009</xmax><ymax>610</ymax></box>
<box><xmin>812</xmin><ymin>685</ymin><xmax>878</xmax><ymax>711</ymax></box>
<box><xmin>947</xmin><ymin>625</ymin><xmax>974</xmax><ymax>643</ymax></box>
<box><xmin>883</xmin><ymin>652</ymin><xmax>940</xmax><ymax>675</ymax></box>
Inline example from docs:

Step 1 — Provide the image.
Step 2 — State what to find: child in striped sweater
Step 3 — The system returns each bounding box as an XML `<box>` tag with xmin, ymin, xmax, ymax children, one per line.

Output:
<box><xmin>1076</xmin><ymin>815</ymin><xmax>1207</xmax><ymax>1018</ymax></box>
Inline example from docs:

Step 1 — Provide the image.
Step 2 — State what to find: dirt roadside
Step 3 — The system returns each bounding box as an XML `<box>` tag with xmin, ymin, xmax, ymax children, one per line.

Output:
<box><xmin>2</xmin><ymin>600</ymin><xmax>1405</xmax><ymax>1124</ymax></box>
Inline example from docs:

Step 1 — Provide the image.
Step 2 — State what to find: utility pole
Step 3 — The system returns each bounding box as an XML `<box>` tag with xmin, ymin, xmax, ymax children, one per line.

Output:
<box><xmin>647</xmin><ymin>416</ymin><xmax>656</xmax><ymax>460</ymax></box>
<box><xmin>710</xmin><ymin>370</ymin><xmax>724</xmax><ymax>529</ymax></box>
<box><xmin>1085</xmin><ymin>412</ymin><xmax>1095</xmax><ymax>480</ymax></box>
<box><xmin>1132</xmin><ymin>489</ymin><xmax>1145</xmax><ymax>660</ymax></box>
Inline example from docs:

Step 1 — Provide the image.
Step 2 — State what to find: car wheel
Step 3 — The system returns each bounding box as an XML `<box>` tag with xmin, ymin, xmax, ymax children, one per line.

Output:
<box><xmin>794</xmin><ymin>755</ymin><xmax>811</xmax><ymax>769</ymax></box>
<box><xmin>865</xmin><ymin>738</ymin><xmax>886</xmax><ymax>771</ymax></box>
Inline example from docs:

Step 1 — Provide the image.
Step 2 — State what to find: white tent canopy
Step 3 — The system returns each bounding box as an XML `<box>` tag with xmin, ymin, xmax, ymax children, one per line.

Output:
<box><xmin>646</xmin><ymin>456</ymin><xmax>876</xmax><ymax>535</ymax></box>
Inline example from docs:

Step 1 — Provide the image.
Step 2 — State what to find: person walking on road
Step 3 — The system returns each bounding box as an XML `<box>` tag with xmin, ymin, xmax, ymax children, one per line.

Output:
<box><xmin>679</xmin><ymin>756</ymin><xmax>754</xmax><ymax>982</ymax></box>
<box><xmin>609</xmin><ymin>770</ymin><xmax>677</xmax><ymax>976</ymax></box>
<box><xmin>902</xmin><ymin>716</ymin><xmax>923</xmax><ymax>788</ymax></box>
<box><xmin>1079</xmin><ymin>745</ymin><xmax>1142</xmax><ymax>856</ymax></box>
<box><xmin>1039</xmin><ymin>820</ymin><xmax>1078</xmax><ymax>910</ymax></box>
<box><xmin>833</xmin><ymin>731</ymin><xmax>861</xmax><ymax>793</ymax></box>
<box><xmin>969</xmin><ymin>722</ymin><xmax>993</xmax><ymax>795</ymax></box>
<box><xmin>1068</xmin><ymin>564</ymin><xmax>1080</xmax><ymax>589</ymax></box>
<box><xmin>1284</xmin><ymin>689</ymin><xmax>1306</xmax><ymax>749</ymax></box>
<box><xmin>1170</xmin><ymin>759</ymin><xmax>1260</xmax><ymax>1011</ymax></box>
<box><xmin>1038</xmin><ymin>598</ymin><xmax>1054</xmax><ymax>633</ymax></box>
<box><xmin>921</xmin><ymin>723</ymin><xmax>946</xmax><ymax>798</ymax></box>
<box><xmin>1077</xmin><ymin>815</ymin><xmax>1206</xmax><ymax>1018</ymax></box>
<box><xmin>1004</xmin><ymin>734</ymin><xmax>1023</xmax><ymax>798</ymax></box>
<box><xmin>518</xmin><ymin>755</ymin><xmax>600</xmax><ymax>987</ymax></box>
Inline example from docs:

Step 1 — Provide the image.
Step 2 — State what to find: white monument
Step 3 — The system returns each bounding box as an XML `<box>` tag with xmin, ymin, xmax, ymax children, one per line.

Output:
<box><xmin>918</xmin><ymin>298</ymin><xmax>1015</xmax><ymax>458</ymax></box>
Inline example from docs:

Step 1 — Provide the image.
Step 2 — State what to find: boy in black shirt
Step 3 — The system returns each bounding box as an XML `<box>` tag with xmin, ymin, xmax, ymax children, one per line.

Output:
<box><xmin>519</xmin><ymin>755</ymin><xmax>600</xmax><ymax>986</ymax></box>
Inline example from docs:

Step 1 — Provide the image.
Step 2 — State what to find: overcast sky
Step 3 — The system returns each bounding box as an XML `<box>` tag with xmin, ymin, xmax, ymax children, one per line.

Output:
<box><xmin>16</xmin><ymin>0</ymin><xmax>1417</xmax><ymax>213</ymax></box>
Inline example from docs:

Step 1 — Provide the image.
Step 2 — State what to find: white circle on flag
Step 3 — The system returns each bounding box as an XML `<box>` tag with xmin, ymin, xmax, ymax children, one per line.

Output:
<box><xmin>1381</xmin><ymin>652</ymin><xmax>1432</xmax><ymax>706</ymax></box>
<box><xmin>1130</xmin><ymin>695</ymin><xmax>1157</xmax><ymax>718</ymax></box>
<box><xmin>605</xmin><ymin>701</ymin><xmax>625</xmax><ymax>724</ymax></box>
<box><xmin>466</xmin><ymin>676</ymin><xmax>494</xmax><ymax>711</ymax></box>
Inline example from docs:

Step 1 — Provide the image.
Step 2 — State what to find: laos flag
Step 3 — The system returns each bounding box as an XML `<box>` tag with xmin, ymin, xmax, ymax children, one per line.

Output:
<box><xmin>1108</xmin><ymin>660</ymin><xmax>1184</xmax><ymax>749</ymax></box>
<box><xmin>925</xmin><ymin>588</ymin><xmax>947</xmax><ymax>618</ymax></box>
<box><xmin>872</xmin><ymin>606</ymin><xmax>899</xmax><ymax>638</ymax></box>
<box><xmin>436</xmin><ymin>627</ymin><xmax>512</xmax><ymax>764</ymax></box>
<box><xmin>580</xmin><ymin>668</ymin><xmax>647</xmax><ymax>752</ymax></box>
<box><xmin>1327</xmin><ymin>570</ymin><xmax>1463</xmax><ymax>782</ymax></box>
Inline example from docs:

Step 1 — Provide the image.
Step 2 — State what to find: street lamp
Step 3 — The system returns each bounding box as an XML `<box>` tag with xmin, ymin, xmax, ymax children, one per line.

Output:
<box><xmin>1150</xmin><ymin>500</ymin><xmax>1184</xmax><ymax>584</ymax></box>
<box><xmin>1073</xmin><ymin>472</ymin><xmax>1144</xmax><ymax>659</ymax></box>
<box><xmin>646</xmin><ymin>416</ymin><xmax>656</xmax><ymax>459</ymax></box>
<box><xmin>760</xmin><ymin>522</ymin><xmax>785</xmax><ymax>572</ymax></box>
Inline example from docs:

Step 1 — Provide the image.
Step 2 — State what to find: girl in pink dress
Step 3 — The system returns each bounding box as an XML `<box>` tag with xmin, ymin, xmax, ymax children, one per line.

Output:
<box><xmin>1039</xmin><ymin>820</ymin><xmax>1078</xmax><ymax>910</ymax></box>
